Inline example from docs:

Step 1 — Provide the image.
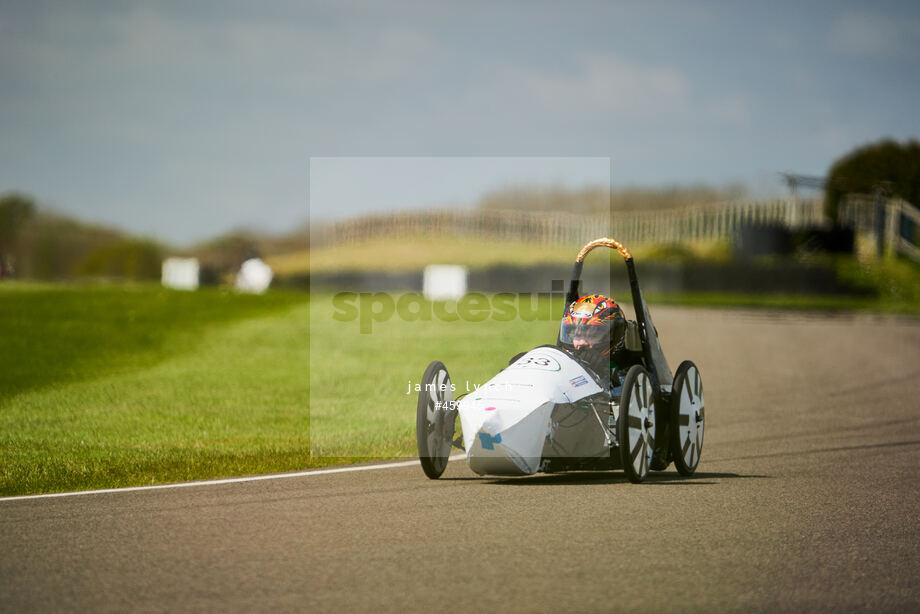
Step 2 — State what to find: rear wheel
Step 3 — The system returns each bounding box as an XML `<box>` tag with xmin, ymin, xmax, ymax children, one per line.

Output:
<box><xmin>416</xmin><ymin>361</ymin><xmax>454</xmax><ymax>479</ymax></box>
<box><xmin>670</xmin><ymin>360</ymin><xmax>704</xmax><ymax>476</ymax></box>
<box><xmin>617</xmin><ymin>365</ymin><xmax>656</xmax><ymax>483</ymax></box>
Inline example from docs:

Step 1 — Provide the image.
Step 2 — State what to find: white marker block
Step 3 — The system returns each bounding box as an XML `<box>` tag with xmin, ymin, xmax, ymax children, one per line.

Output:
<box><xmin>423</xmin><ymin>265</ymin><xmax>468</xmax><ymax>301</ymax></box>
<box><xmin>161</xmin><ymin>257</ymin><xmax>200</xmax><ymax>290</ymax></box>
<box><xmin>236</xmin><ymin>258</ymin><xmax>274</xmax><ymax>294</ymax></box>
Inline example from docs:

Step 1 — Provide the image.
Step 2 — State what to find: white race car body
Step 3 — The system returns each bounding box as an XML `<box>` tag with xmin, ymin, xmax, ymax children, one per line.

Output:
<box><xmin>416</xmin><ymin>238</ymin><xmax>697</xmax><ymax>484</ymax></box>
<box><xmin>458</xmin><ymin>346</ymin><xmax>614</xmax><ymax>476</ymax></box>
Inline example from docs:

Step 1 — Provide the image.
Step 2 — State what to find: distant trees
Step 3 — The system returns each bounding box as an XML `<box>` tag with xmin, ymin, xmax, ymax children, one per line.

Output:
<box><xmin>0</xmin><ymin>192</ymin><xmax>36</xmax><ymax>277</ymax></box>
<box><xmin>76</xmin><ymin>239</ymin><xmax>164</xmax><ymax>280</ymax></box>
<box><xmin>0</xmin><ymin>192</ymin><xmax>306</xmax><ymax>283</ymax></box>
<box><xmin>0</xmin><ymin>192</ymin><xmax>166</xmax><ymax>281</ymax></box>
<box><xmin>825</xmin><ymin>139</ymin><xmax>920</xmax><ymax>221</ymax></box>
<box><xmin>25</xmin><ymin>212</ymin><xmax>127</xmax><ymax>279</ymax></box>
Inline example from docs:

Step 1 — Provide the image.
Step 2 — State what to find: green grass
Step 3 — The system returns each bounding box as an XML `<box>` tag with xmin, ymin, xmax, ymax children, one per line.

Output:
<box><xmin>1</xmin><ymin>284</ymin><xmax>560</xmax><ymax>495</ymax></box>
<box><xmin>0</xmin><ymin>284</ymin><xmax>316</xmax><ymax>495</ymax></box>
<box><xmin>1</xmin><ymin>283</ymin><xmax>307</xmax><ymax>398</ymax></box>
<box><xmin>835</xmin><ymin>256</ymin><xmax>920</xmax><ymax>305</ymax></box>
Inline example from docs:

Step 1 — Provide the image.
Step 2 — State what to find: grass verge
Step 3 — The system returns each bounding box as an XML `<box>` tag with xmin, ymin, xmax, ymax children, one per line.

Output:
<box><xmin>280</xmin><ymin>236</ymin><xmax>731</xmax><ymax>274</ymax></box>
<box><xmin>0</xmin><ymin>285</ymin><xmax>315</xmax><ymax>495</ymax></box>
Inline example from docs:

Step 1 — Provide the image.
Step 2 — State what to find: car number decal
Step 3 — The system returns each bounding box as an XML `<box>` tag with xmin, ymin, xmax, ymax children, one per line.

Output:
<box><xmin>510</xmin><ymin>354</ymin><xmax>561</xmax><ymax>371</ymax></box>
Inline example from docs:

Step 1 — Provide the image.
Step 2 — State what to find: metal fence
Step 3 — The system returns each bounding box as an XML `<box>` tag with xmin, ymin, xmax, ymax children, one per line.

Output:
<box><xmin>312</xmin><ymin>198</ymin><xmax>827</xmax><ymax>248</ymax></box>
<box><xmin>840</xmin><ymin>194</ymin><xmax>920</xmax><ymax>263</ymax></box>
<box><xmin>609</xmin><ymin>198</ymin><xmax>825</xmax><ymax>244</ymax></box>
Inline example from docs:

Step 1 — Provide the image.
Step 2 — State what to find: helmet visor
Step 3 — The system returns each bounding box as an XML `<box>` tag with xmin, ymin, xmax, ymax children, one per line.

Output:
<box><xmin>560</xmin><ymin>322</ymin><xmax>610</xmax><ymax>346</ymax></box>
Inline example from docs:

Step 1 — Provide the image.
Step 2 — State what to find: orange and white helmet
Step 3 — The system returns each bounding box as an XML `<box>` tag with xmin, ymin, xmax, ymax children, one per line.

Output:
<box><xmin>559</xmin><ymin>294</ymin><xmax>626</xmax><ymax>357</ymax></box>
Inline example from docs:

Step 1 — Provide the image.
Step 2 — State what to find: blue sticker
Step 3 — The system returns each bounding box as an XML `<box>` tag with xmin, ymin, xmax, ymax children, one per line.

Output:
<box><xmin>478</xmin><ymin>432</ymin><xmax>502</xmax><ymax>450</ymax></box>
<box><xmin>570</xmin><ymin>375</ymin><xmax>588</xmax><ymax>387</ymax></box>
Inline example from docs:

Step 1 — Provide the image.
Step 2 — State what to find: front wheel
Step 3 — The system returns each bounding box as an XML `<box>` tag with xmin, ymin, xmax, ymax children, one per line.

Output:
<box><xmin>617</xmin><ymin>365</ymin><xmax>657</xmax><ymax>483</ymax></box>
<box><xmin>416</xmin><ymin>361</ymin><xmax>454</xmax><ymax>479</ymax></box>
<box><xmin>670</xmin><ymin>360</ymin><xmax>704</xmax><ymax>476</ymax></box>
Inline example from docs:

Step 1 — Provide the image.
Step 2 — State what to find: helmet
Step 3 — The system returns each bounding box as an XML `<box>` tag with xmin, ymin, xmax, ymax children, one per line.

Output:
<box><xmin>559</xmin><ymin>294</ymin><xmax>626</xmax><ymax>369</ymax></box>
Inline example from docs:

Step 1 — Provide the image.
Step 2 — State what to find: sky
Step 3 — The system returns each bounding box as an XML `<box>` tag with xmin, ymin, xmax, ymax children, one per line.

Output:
<box><xmin>1</xmin><ymin>1</ymin><xmax>918</xmax><ymax>244</ymax></box>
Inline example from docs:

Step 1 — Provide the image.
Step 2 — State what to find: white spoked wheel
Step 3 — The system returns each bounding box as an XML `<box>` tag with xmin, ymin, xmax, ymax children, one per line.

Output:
<box><xmin>416</xmin><ymin>361</ymin><xmax>454</xmax><ymax>479</ymax></box>
<box><xmin>670</xmin><ymin>360</ymin><xmax>704</xmax><ymax>476</ymax></box>
<box><xmin>617</xmin><ymin>365</ymin><xmax>656</xmax><ymax>484</ymax></box>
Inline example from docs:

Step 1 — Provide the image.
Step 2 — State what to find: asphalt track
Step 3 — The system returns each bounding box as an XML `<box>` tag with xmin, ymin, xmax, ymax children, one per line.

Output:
<box><xmin>2</xmin><ymin>308</ymin><xmax>919</xmax><ymax>613</ymax></box>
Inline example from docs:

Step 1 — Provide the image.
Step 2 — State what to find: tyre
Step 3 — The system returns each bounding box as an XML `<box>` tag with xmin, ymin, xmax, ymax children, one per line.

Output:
<box><xmin>617</xmin><ymin>364</ymin><xmax>656</xmax><ymax>483</ymax></box>
<box><xmin>670</xmin><ymin>360</ymin><xmax>704</xmax><ymax>476</ymax></box>
<box><xmin>416</xmin><ymin>361</ymin><xmax>454</xmax><ymax>479</ymax></box>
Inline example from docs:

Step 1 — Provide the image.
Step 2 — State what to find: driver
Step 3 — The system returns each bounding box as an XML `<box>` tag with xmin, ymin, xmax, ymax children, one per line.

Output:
<box><xmin>558</xmin><ymin>293</ymin><xmax>632</xmax><ymax>378</ymax></box>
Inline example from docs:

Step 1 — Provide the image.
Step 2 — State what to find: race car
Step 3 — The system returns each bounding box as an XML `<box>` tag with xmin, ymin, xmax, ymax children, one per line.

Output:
<box><xmin>415</xmin><ymin>237</ymin><xmax>704</xmax><ymax>483</ymax></box>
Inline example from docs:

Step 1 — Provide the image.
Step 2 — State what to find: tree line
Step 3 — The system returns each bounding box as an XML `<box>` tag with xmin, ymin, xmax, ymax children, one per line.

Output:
<box><xmin>0</xmin><ymin>192</ymin><xmax>307</xmax><ymax>282</ymax></box>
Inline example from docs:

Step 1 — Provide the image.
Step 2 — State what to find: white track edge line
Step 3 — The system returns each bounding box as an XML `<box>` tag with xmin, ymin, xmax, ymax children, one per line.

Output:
<box><xmin>0</xmin><ymin>454</ymin><xmax>466</xmax><ymax>503</ymax></box>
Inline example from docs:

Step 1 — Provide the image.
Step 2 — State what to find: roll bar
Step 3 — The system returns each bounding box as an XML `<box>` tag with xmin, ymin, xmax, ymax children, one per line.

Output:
<box><xmin>576</xmin><ymin>237</ymin><xmax>632</xmax><ymax>261</ymax></box>
<box><xmin>564</xmin><ymin>237</ymin><xmax>673</xmax><ymax>388</ymax></box>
